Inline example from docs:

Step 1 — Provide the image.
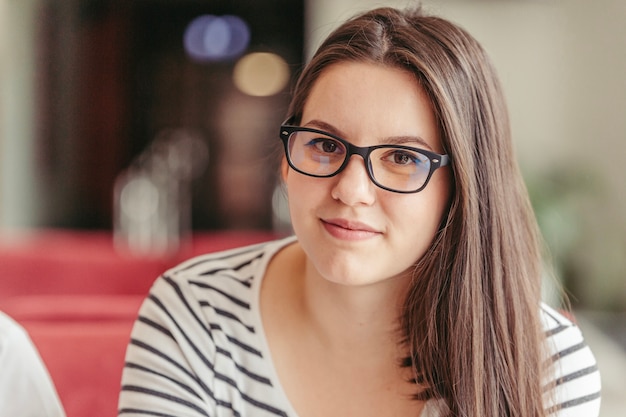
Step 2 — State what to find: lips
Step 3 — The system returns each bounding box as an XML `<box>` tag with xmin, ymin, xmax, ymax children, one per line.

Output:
<box><xmin>321</xmin><ymin>218</ymin><xmax>382</xmax><ymax>240</ymax></box>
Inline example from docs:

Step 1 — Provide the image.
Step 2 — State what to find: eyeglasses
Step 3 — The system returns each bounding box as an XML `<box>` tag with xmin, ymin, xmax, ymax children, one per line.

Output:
<box><xmin>279</xmin><ymin>124</ymin><xmax>450</xmax><ymax>194</ymax></box>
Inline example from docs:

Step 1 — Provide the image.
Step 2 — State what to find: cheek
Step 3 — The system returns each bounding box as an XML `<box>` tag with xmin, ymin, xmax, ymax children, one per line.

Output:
<box><xmin>280</xmin><ymin>157</ymin><xmax>290</xmax><ymax>183</ymax></box>
<box><xmin>284</xmin><ymin>171</ymin><xmax>320</xmax><ymax>217</ymax></box>
<box><xmin>391</xmin><ymin>177</ymin><xmax>451</xmax><ymax>245</ymax></box>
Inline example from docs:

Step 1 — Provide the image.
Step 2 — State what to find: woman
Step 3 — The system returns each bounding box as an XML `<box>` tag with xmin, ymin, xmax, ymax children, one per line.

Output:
<box><xmin>118</xmin><ymin>5</ymin><xmax>601</xmax><ymax>417</ymax></box>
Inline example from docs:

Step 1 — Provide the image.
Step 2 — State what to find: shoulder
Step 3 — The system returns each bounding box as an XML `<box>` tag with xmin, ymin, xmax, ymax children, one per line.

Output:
<box><xmin>159</xmin><ymin>236</ymin><xmax>296</xmax><ymax>299</ymax></box>
<box><xmin>169</xmin><ymin>236</ymin><xmax>296</xmax><ymax>279</ymax></box>
<box><xmin>540</xmin><ymin>303</ymin><xmax>602</xmax><ymax>417</ymax></box>
<box><xmin>140</xmin><ymin>236</ymin><xmax>295</xmax><ymax>323</ymax></box>
<box><xmin>0</xmin><ymin>311</ymin><xmax>45</xmax><ymax>368</ymax></box>
<box><xmin>129</xmin><ymin>236</ymin><xmax>297</xmax><ymax>353</ymax></box>
<box><xmin>0</xmin><ymin>312</ymin><xmax>66</xmax><ymax>417</ymax></box>
<box><xmin>0</xmin><ymin>311</ymin><xmax>28</xmax><ymax>346</ymax></box>
<box><xmin>120</xmin><ymin>237</ymin><xmax>296</xmax><ymax>416</ymax></box>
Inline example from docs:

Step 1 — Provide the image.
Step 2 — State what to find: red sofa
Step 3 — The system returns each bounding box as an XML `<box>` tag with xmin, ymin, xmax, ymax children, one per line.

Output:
<box><xmin>0</xmin><ymin>229</ymin><xmax>279</xmax><ymax>417</ymax></box>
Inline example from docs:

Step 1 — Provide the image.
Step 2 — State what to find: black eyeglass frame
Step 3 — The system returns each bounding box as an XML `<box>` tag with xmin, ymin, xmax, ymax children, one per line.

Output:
<box><xmin>279</xmin><ymin>124</ymin><xmax>451</xmax><ymax>194</ymax></box>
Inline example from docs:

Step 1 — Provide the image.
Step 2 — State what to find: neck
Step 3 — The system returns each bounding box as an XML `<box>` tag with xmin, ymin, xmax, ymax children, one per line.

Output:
<box><xmin>299</xmin><ymin>249</ymin><xmax>411</xmax><ymax>354</ymax></box>
<box><xmin>261</xmin><ymin>242</ymin><xmax>424</xmax><ymax>417</ymax></box>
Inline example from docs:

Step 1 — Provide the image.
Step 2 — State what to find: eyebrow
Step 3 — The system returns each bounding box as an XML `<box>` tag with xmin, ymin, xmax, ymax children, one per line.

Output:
<box><xmin>302</xmin><ymin>119</ymin><xmax>435</xmax><ymax>151</ymax></box>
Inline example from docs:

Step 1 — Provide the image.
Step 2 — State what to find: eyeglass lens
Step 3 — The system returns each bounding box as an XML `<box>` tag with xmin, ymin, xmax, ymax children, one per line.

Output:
<box><xmin>286</xmin><ymin>130</ymin><xmax>432</xmax><ymax>193</ymax></box>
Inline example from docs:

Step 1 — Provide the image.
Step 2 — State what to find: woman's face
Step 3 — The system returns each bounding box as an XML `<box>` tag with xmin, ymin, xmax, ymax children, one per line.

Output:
<box><xmin>284</xmin><ymin>61</ymin><xmax>451</xmax><ymax>287</ymax></box>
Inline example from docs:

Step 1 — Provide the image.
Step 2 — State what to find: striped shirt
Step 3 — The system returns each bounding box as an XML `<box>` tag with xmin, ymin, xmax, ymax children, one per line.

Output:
<box><xmin>118</xmin><ymin>237</ymin><xmax>601</xmax><ymax>416</ymax></box>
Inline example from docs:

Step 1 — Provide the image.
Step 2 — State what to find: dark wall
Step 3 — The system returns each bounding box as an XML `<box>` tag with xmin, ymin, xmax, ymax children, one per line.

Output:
<box><xmin>36</xmin><ymin>0</ymin><xmax>304</xmax><ymax>230</ymax></box>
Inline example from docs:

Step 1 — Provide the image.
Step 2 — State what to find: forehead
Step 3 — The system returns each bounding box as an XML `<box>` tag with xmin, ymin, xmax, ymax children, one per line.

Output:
<box><xmin>301</xmin><ymin>61</ymin><xmax>442</xmax><ymax>152</ymax></box>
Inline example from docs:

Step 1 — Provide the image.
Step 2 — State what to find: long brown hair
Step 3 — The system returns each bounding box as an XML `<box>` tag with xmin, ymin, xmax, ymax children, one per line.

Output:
<box><xmin>285</xmin><ymin>5</ymin><xmax>549</xmax><ymax>417</ymax></box>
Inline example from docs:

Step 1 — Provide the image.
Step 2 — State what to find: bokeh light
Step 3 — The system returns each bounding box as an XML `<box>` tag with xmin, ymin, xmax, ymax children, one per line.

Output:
<box><xmin>233</xmin><ymin>52</ymin><xmax>290</xmax><ymax>97</ymax></box>
<box><xmin>184</xmin><ymin>14</ymin><xmax>250</xmax><ymax>62</ymax></box>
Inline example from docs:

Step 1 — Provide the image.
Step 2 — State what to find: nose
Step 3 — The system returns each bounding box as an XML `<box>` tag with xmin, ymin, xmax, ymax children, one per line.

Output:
<box><xmin>330</xmin><ymin>155</ymin><xmax>376</xmax><ymax>206</ymax></box>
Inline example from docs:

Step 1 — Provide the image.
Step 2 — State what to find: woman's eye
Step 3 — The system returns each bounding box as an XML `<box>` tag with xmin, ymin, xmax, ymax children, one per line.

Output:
<box><xmin>309</xmin><ymin>138</ymin><xmax>341</xmax><ymax>154</ymax></box>
<box><xmin>389</xmin><ymin>150</ymin><xmax>417</xmax><ymax>165</ymax></box>
<box><xmin>393</xmin><ymin>152</ymin><xmax>412</xmax><ymax>165</ymax></box>
<box><xmin>377</xmin><ymin>148</ymin><xmax>430</xmax><ymax>174</ymax></box>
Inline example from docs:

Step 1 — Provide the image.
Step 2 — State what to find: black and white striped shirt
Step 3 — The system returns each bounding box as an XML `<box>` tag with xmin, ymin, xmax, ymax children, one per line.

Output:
<box><xmin>118</xmin><ymin>237</ymin><xmax>601</xmax><ymax>416</ymax></box>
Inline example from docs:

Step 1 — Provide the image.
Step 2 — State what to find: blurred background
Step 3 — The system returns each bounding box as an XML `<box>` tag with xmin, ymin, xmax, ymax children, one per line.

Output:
<box><xmin>0</xmin><ymin>0</ymin><xmax>624</xmax><ymax>414</ymax></box>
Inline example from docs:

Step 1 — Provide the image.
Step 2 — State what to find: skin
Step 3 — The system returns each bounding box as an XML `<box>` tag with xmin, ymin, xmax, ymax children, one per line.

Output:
<box><xmin>287</xmin><ymin>61</ymin><xmax>450</xmax><ymax>290</ymax></box>
<box><xmin>261</xmin><ymin>61</ymin><xmax>451</xmax><ymax>416</ymax></box>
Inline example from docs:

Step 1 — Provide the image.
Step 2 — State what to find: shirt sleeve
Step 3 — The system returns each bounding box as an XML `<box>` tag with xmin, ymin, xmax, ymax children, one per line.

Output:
<box><xmin>118</xmin><ymin>274</ymin><xmax>220</xmax><ymax>416</ymax></box>
<box><xmin>0</xmin><ymin>312</ymin><xmax>66</xmax><ymax>417</ymax></box>
<box><xmin>541</xmin><ymin>304</ymin><xmax>602</xmax><ymax>417</ymax></box>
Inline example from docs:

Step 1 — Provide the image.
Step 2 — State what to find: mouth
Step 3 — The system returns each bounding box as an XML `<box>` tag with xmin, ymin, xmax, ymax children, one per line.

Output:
<box><xmin>321</xmin><ymin>218</ymin><xmax>382</xmax><ymax>240</ymax></box>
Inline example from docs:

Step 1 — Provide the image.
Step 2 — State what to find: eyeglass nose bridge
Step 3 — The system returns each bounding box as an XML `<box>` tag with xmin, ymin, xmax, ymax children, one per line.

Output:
<box><xmin>335</xmin><ymin>142</ymin><xmax>376</xmax><ymax>178</ymax></box>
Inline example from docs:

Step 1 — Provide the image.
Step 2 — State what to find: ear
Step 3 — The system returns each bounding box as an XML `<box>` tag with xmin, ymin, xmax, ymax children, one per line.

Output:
<box><xmin>280</xmin><ymin>157</ymin><xmax>289</xmax><ymax>182</ymax></box>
